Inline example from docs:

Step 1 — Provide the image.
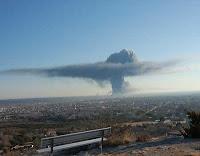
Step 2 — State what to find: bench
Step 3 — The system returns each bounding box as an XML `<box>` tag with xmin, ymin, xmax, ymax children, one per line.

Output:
<box><xmin>37</xmin><ymin>127</ymin><xmax>111</xmax><ymax>154</ymax></box>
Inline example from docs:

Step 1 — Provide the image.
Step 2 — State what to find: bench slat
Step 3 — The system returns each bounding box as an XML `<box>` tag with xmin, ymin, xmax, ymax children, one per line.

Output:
<box><xmin>38</xmin><ymin>138</ymin><xmax>107</xmax><ymax>153</ymax></box>
<box><xmin>40</xmin><ymin>127</ymin><xmax>111</xmax><ymax>148</ymax></box>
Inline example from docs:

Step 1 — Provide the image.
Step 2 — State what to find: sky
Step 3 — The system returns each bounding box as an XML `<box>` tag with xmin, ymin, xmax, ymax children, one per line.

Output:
<box><xmin>0</xmin><ymin>0</ymin><xmax>200</xmax><ymax>99</ymax></box>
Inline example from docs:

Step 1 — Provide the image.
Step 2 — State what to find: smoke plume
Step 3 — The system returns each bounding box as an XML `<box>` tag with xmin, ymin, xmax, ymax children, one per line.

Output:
<box><xmin>2</xmin><ymin>49</ymin><xmax>177</xmax><ymax>95</ymax></box>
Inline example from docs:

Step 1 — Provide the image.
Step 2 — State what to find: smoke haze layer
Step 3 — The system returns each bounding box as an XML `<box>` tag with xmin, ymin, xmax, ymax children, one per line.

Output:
<box><xmin>2</xmin><ymin>49</ymin><xmax>177</xmax><ymax>95</ymax></box>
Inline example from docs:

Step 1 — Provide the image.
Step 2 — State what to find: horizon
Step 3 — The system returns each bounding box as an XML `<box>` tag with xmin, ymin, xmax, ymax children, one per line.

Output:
<box><xmin>0</xmin><ymin>0</ymin><xmax>200</xmax><ymax>99</ymax></box>
<box><xmin>0</xmin><ymin>90</ymin><xmax>200</xmax><ymax>101</ymax></box>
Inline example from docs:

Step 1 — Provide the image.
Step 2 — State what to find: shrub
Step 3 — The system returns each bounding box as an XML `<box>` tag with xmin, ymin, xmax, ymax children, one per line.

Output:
<box><xmin>105</xmin><ymin>125</ymin><xmax>135</xmax><ymax>146</ymax></box>
<box><xmin>0</xmin><ymin>144</ymin><xmax>3</xmax><ymax>150</ymax></box>
<box><xmin>136</xmin><ymin>135</ymin><xmax>151</xmax><ymax>142</ymax></box>
<box><xmin>180</xmin><ymin>111</ymin><xmax>200</xmax><ymax>138</ymax></box>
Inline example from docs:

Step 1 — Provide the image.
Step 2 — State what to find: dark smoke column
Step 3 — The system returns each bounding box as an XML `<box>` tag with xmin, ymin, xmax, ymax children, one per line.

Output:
<box><xmin>106</xmin><ymin>49</ymin><xmax>137</xmax><ymax>95</ymax></box>
<box><xmin>110</xmin><ymin>75</ymin><xmax>124</xmax><ymax>94</ymax></box>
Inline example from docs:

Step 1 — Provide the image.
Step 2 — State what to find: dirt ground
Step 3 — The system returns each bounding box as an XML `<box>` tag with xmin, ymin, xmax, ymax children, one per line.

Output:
<box><xmin>101</xmin><ymin>137</ymin><xmax>200</xmax><ymax>156</ymax></box>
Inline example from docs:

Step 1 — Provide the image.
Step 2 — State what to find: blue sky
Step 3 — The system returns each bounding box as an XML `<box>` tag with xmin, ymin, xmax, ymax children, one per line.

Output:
<box><xmin>0</xmin><ymin>0</ymin><xmax>200</xmax><ymax>99</ymax></box>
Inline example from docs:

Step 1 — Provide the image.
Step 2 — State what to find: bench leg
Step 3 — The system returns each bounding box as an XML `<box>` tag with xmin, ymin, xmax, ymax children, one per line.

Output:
<box><xmin>50</xmin><ymin>139</ymin><xmax>54</xmax><ymax>155</ymax></box>
<box><xmin>100</xmin><ymin>142</ymin><xmax>102</xmax><ymax>154</ymax></box>
<box><xmin>100</xmin><ymin>130</ymin><xmax>104</xmax><ymax>154</ymax></box>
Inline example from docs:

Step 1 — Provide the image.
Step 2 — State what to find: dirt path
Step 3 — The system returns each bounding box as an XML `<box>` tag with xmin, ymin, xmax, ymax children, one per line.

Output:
<box><xmin>101</xmin><ymin>137</ymin><xmax>200</xmax><ymax>156</ymax></box>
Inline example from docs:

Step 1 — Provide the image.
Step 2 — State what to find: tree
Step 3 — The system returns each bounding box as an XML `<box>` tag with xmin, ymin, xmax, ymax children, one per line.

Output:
<box><xmin>181</xmin><ymin>111</ymin><xmax>200</xmax><ymax>138</ymax></box>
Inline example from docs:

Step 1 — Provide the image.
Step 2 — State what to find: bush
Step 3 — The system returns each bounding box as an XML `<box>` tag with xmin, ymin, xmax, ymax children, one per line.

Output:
<box><xmin>136</xmin><ymin>135</ymin><xmax>151</xmax><ymax>142</ymax></box>
<box><xmin>180</xmin><ymin>111</ymin><xmax>200</xmax><ymax>138</ymax></box>
<box><xmin>0</xmin><ymin>144</ymin><xmax>3</xmax><ymax>150</ymax></box>
<box><xmin>105</xmin><ymin>125</ymin><xmax>136</xmax><ymax>146</ymax></box>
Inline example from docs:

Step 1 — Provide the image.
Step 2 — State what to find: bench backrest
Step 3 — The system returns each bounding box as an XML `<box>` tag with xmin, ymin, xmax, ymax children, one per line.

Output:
<box><xmin>41</xmin><ymin>127</ymin><xmax>111</xmax><ymax>148</ymax></box>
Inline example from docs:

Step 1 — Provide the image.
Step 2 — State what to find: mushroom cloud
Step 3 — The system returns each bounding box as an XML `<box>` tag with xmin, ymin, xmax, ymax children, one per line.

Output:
<box><xmin>2</xmin><ymin>49</ymin><xmax>177</xmax><ymax>95</ymax></box>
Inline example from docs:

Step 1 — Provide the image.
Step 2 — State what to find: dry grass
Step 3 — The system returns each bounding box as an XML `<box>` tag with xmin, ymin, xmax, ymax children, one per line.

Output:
<box><xmin>136</xmin><ymin>134</ymin><xmax>151</xmax><ymax>142</ymax></box>
<box><xmin>105</xmin><ymin>125</ymin><xmax>136</xmax><ymax>146</ymax></box>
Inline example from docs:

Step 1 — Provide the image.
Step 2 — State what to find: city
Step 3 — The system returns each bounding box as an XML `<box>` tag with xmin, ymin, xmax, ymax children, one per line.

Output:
<box><xmin>0</xmin><ymin>92</ymin><xmax>200</xmax><ymax>155</ymax></box>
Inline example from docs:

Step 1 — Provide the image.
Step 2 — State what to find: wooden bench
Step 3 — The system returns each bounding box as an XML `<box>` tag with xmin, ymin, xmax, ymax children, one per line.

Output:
<box><xmin>37</xmin><ymin>127</ymin><xmax>111</xmax><ymax>154</ymax></box>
